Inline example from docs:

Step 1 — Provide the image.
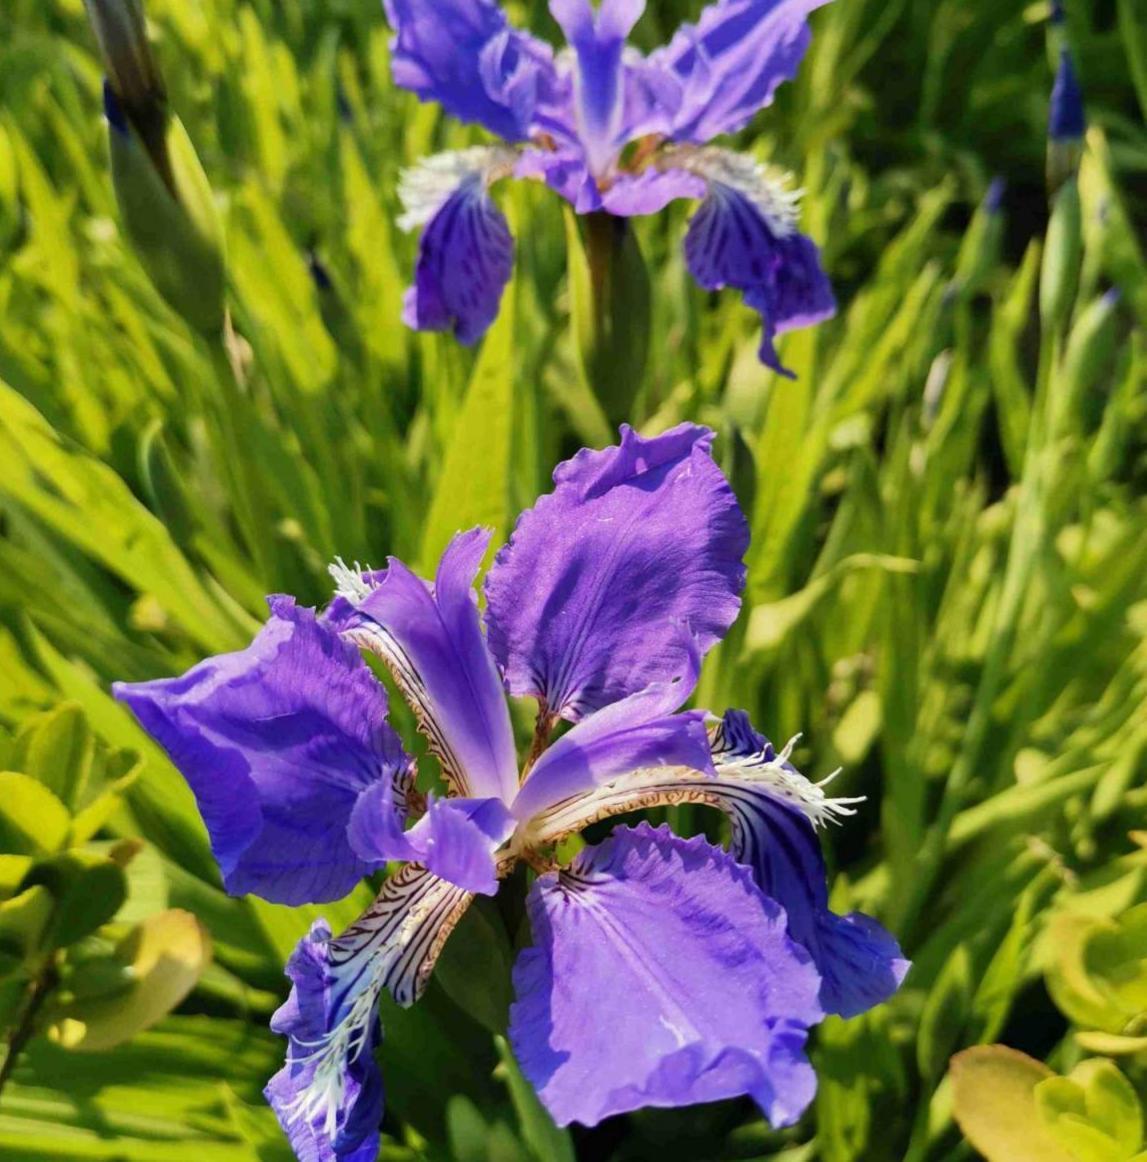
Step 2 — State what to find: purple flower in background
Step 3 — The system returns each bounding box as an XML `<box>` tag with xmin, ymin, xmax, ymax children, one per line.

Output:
<box><xmin>116</xmin><ymin>425</ymin><xmax>907</xmax><ymax>1161</ymax></box>
<box><xmin>388</xmin><ymin>0</ymin><xmax>837</xmax><ymax>376</ymax></box>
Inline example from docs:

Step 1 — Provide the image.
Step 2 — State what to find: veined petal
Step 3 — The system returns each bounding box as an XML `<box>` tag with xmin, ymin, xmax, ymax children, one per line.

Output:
<box><xmin>520</xmin><ymin>712</ymin><xmax>908</xmax><ymax>1018</ymax></box>
<box><xmin>509</xmin><ymin>823</ymin><xmax>822</xmax><ymax>1128</ymax></box>
<box><xmin>114</xmin><ymin>597</ymin><xmax>408</xmax><ymax>906</ymax></box>
<box><xmin>681</xmin><ymin>149</ymin><xmax>834</xmax><ymax>374</ymax></box>
<box><xmin>383</xmin><ymin>0</ymin><xmax>569</xmax><ymax>141</ymax></box>
<box><xmin>512</xmin><ymin>644</ymin><xmax>712</xmax><ymax>821</ymax></box>
<box><xmin>598</xmin><ymin>166</ymin><xmax>707</xmax><ymax>216</ymax></box>
<box><xmin>649</xmin><ymin>0</ymin><xmax>832</xmax><ymax>143</ymax></box>
<box><xmin>332</xmin><ymin>529</ymin><xmax>518</xmax><ymax>804</ymax></box>
<box><xmin>398</xmin><ymin>149</ymin><xmax>516</xmax><ymax>346</ymax></box>
<box><xmin>267</xmin><ymin>866</ymin><xmax>474</xmax><ymax>1160</ymax></box>
<box><xmin>549</xmin><ymin>0</ymin><xmax>645</xmax><ymax>176</ymax></box>
<box><xmin>484</xmin><ymin>424</ymin><xmax>749</xmax><ymax>723</ymax></box>
<box><xmin>349</xmin><ymin>782</ymin><xmax>513</xmax><ymax>896</ymax></box>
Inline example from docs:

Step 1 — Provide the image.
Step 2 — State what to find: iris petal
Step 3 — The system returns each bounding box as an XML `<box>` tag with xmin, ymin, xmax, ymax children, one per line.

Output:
<box><xmin>512</xmin><ymin>643</ymin><xmax>712</xmax><ymax>821</ymax></box>
<box><xmin>509</xmin><ymin>822</ymin><xmax>823</xmax><ymax>1127</ymax></box>
<box><xmin>549</xmin><ymin>0</ymin><xmax>646</xmax><ymax>175</ymax></box>
<box><xmin>114</xmin><ymin>597</ymin><xmax>407</xmax><ymax>906</ymax></box>
<box><xmin>484</xmin><ymin>424</ymin><xmax>749</xmax><ymax>722</ymax></box>
<box><xmin>383</xmin><ymin>0</ymin><xmax>570</xmax><ymax>141</ymax></box>
<box><xmin>333</xmin><ymin>529</ymin><xmax>518</xmax><ymax>804</ymax></box>
<box><xmin>683</xmin><ymin>158</ymin><xmax>834</xmax><ymax>374</ymax></box>
<box><xmin>398</xmin><ymin>153</ymin><xmax>516</xmax><ymax>347</ymax></box>
<box><xmin>348</xmin><ymin>782</ymin><xmax>513</xmax><ymax>896</ymax></box>
<box><xmin>519</xmin><ymin>712</ymin><xmax>909</xmax><ymax>1018</ymax></box>
<box><xmin>266</xmin><ymin>865</ymin><xmax>473</xmax><ymax>1160</ymax></box>
<box><xmin>649</xmin><ymin>0</ymin><xmax>832</xmax><ymax>143</ymax></box>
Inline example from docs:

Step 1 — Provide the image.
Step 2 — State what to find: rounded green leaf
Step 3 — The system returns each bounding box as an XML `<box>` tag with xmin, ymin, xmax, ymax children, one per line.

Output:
<box><xmin>950</xmin><ymin>1045</ymin><xmax>1076</xmax><ymax>1162</ymax></box>
<box><xmin>50</xmin><ymin>909</ymin><xmax>211</xmax><ymax>1051</ymax></box>
<box><xmin>0</xmin><ymin>772</ymin><xmax>70</xmax><ymax>856</ymax></box>
<box><xmin>19</xmin><ymin>852</ymin><xmax>128</xmax><ymax>949</ymax></box>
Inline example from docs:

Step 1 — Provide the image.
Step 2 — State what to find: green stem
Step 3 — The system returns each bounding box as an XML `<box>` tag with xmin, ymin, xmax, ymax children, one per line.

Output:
<box><xmin>0</xmin><ymin>958</ymin><xmax>58</xmax><ymax>1104</ymax></box>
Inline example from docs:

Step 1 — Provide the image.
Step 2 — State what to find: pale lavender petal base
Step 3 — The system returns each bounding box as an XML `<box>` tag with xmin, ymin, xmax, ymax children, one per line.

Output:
<box><xmin>513</xmin><ymin>647</ymin><xmax>712</xmax><ymax>820</ymax></box>
<box><xmin>484</xmin><ymin>425</ymin><xmax>749</xmax><ymax>721</ymax></box>
<box><xmin>509</xmin><ymin>823</ymin><xmax>823</xmax><ymax>1127</ymax></box>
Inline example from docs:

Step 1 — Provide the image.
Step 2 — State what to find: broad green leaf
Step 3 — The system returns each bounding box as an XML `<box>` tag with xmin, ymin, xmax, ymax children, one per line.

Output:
<box><xmin>435</xmin><ymin>895</ymin><xmax>513</xmax><ymax>1036</ymax></box>
<box><xmin>419</xmin><ymin>271</ymin><xmax>516</xmax><ymax>572</ymax></box>
<box><xmin>20</xmin><ymin>852</ymin><xmax>127</xmax><ymax>949</ymax></box>
<box><xmin>0</xmin><ymin>772</ymin><xmax>70</xmax><ymax>856</ymax></box>
<box><xmin>494</xmin><ymin>1035</ymin><xmax>576</xmax><ymax>1162</ymax></box>
<box><xmin>0</xmin><ymin>885</ymin><xmax>54</xmax><ymax>972</ymax></box>
<box><xmin>917</xmin><ymin>944</ymin><xmax>971</xmax><ymax>1080</ymax></box>
<box><xmin>949</xmin><ymin>1046</ymin><xmax>1075</xmax><ymax>1162</ymax></box>
<box><xmin>51</xmin><ymin>909</ymin><xmax>211</xmax><ymax>1051</ymax></box>
<box><xmin>11</xmin><ymin>702</ymin><xmax>93</xmax><ymax>809</ymax></box>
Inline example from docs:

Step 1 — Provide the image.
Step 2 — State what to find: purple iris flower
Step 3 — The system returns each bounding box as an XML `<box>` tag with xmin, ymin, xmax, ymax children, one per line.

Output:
<box><xmin>115</xmin><ymin>425</ymin><xmax>907</xmax><ymax>1161</ymax></box>
<box><xmin>388</xmin><ymin>0</ymin><xmax>837</xmax><ymax>376</ymax></box>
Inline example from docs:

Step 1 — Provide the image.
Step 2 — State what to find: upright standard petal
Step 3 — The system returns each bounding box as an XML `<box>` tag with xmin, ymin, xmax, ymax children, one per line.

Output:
<box><xmin>484</xmin><ymin>425</ymin><xmax>749</xmax><ymax>722</ymax></box>
<box><xmin>649</xmin><ymin>0</ymin><xmax>831</xmax><ymax>143</ymax></box>
<box><xmin>267</xmin><ymin>866</ymin><xmax>474</xmax><ymax>1159</ymax></box>
<box><xmin>683</xmin><ymin>150</ymin><xmax>834</xmax><ymax>374</ymax></box>
<box><xmin>510</xmin><ymin>823</ymin><xmax>823</xmax><ymax>1128</ymax></box>
<box><xmin>114</xmin><ymin>597</ymin><xmax>407</xmax><ymax>906</ymax></box>
<box><xmin>512</xmin><ymin>646</ymin><xmax>712</xmax><ymax>821</ymax></box>
<box><xmin>333</xmin><ymin>529</ymin><xmax>518</xmax><ymax>804</ymax></box>
<box><xmin>398</xmin><ymin>150</ymin><xmax>516</xmax><ymax>346</ymax></box>
<box><xmin>383</xmin><ymin>0</ymin><xmax>568</xmax><ymax>141</ymax></box>
<box><xmin>549</xmin><ymin>0</ymin><xmax>646</xmax><ymax>176</ymax></box>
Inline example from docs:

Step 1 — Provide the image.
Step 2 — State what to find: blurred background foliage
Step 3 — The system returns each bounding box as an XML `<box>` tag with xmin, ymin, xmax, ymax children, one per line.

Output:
<box><xmin>0</xmin><ymin>0</ymin><xmax>1145</xmax><ymax>1158</ymax></box>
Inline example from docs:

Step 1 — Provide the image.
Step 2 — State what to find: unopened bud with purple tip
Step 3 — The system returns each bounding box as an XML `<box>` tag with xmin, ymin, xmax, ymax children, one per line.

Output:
<box><xmin>949</xmin><ymin>177</ymin><xmax>1006</xmax><ymax>302</ymax></box>
<box><xmin>86</xmin><ymin>0</ymin><xmax>225</xmax><ymax>336</ymax></box>
<box><xmin>1048</xmin><ymin>48</ymin><xmax>1085</xmax><ymax>191</ymax></box>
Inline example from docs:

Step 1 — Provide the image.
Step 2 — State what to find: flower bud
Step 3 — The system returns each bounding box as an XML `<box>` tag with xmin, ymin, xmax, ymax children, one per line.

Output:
<box><xmin>105</xmin><ymin>82</ymin><xmax>226</xmax><ymax>336</ymax></box>
<box><xmin>1040</xmin><ymin>177</ymin><xmax>1082</xmax><ymax>332</ymax></box>
<box><xmin>565</xmin><ymin>210</ymin><xmax>651</xmax><ymax>426</ymax></box>
<box><xmin>1060</xmin><ymin>288</ymin><xmax>1120</xmax><ymax>411</ymax></box>
<box><xmin>88</xmin><ymin>0</ymin><xmax>227</xmax><ymax>338</ymax></box>
<box><xmin>83</xmin><ymin>1</ymin><xmax>167</xmax><ymax>164</ymax></box>
<box><xmin>1048</xmin><ymin>48</ymin><xmax>1085</xmax><ymax>192</ymax></box>
<box><xmin>950</xmin><ymin>177</ymin><xmax>1006</xmax><ymax>301</ymax></box>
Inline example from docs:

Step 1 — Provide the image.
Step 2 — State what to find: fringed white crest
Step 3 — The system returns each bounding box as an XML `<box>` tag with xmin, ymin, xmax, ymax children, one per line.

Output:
<box><xmin>329</xmin><ymin>557</ymin><xmax>378</xmax><ymax>604</ymax></box>
<box><xmin>672</xmin><ymin>146</ymin><xmax>802</xmax><ymax>239</ymax></box>
<box><xmin>397</xmin><ymin>146</ymin><xmax>518</xmax><ymax>232</ymax></box>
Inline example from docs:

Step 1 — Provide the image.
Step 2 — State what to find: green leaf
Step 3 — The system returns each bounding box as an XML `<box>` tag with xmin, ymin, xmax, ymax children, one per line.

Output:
<box><xmin>11</xmin><ymin>702</ymin><xmax>93</xmax><ymax>810</ymax></box>
<box><xmin>0</xmin><ymin>772</ymin><xmax>71</xmax><ymax>856</ymax></box>
<box><xmin>51</xmin><ymin>910</ymin><xmax>211</xmax><ymax>1051</ymax></box>
<box><xmin>949</xmin><ymin>1046</ymin><xmax>1076</xmax><ymax>1162</ymax></box>
<box><xmin>434</xmin><ymin>896</ymin><xmax>513</xmax><ymax>1036</ymax></box>
<box><xmin>917</xmin><ymin>944</ymin><xmax>971</xmax><ymax>1080</ymax></box>
<box><xmin>419</xmin><ymin>273</ymin><xmax>516</xmax><ymax>573</ymax></box>
<box><xmin>0</xmin><ymin>885</ymin><xmax>54</xmax><ymax>973</ymax></box>
<box><xmin>494</xmin><ymin>1036</ymin><xmax>576</xmax><ymax>1162</ymax></box>
<box><xmin>19</xmin><ymin>853</ymin><xmax>128</xmax><ymax>949</ymax></box>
